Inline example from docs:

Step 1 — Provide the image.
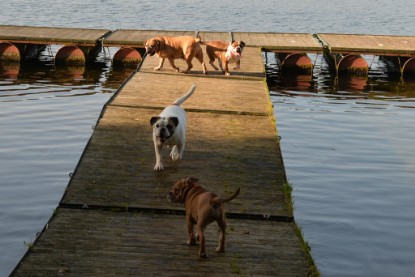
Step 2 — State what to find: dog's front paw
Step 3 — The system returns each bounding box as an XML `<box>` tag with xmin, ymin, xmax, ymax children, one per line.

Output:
<box><xmin>170</xmin><ymin>146</ymin><xmax>181</xmax><ymax>161</ymax></box>
<box><xmin>225</xmin><ymin>72</ymin><xmax>231</xmax><ymax>76</ymax></box>
<box><xmin>153</xmin><ymin>67</ymin><xmax>161</xmax><ymax>71</ymax></box>
<box><xmin>199</xmin><ymin>252</ymin><xmax>208</xmax><ymax>258</ymax></box>
<box><xmin>216</xmin><ymin>246</ymin><xmax>225</xmax><ymax>253</ymax></box>
<box><xmin>187</xmin><ymin>236</ymin><xmax>197</xmax><ymax>245</ymax></box>
<box><xmin>154</xmin><ymin>163</ymin><xmax>164</xmax><ymax>171</ymax></box>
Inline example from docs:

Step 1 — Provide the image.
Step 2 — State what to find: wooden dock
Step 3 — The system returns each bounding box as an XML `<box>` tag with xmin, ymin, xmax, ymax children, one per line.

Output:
<box><xmin>1</xmin><ymin>25</ymin><xmax>414</xmax><ymax>76</ymax></box>
<box><xmin>10</xmin><ymin>46</ymin><xmax>317</xmax><ymax>276</ymax></box>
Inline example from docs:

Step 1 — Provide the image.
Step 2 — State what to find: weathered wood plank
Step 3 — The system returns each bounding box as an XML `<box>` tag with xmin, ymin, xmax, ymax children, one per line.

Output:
<box><xmin>0</xmin><ymin>25</ymin><xmax>110</xmax><ymax>45</ymax></box>
<box><xmin>317</xmin><ymin>33</ymin><xmax>415</xmax><ymax>56</ymax></box>
<box><xmin>110</xmin><ymin>72</ymin><xmax>269</xmax><ymax>114</ymax></box>
<box><xmin>11</xmin><ymin>209</ymin><xmax>308</xmax><ymax>277</ymax></box>
<box><xmin>104</xmin><ymin>29</ymin><xmax>196</xmax><ymax>47</ymax></box>
<box><xmin>232</xmin><ymin>32</ymin><xmax>322</xmax><ymax>52</ymax></box>
<box><xmin>198</xmin><ymin>31</ymin><xmax>231</xmax><ymax>42</ymax></box>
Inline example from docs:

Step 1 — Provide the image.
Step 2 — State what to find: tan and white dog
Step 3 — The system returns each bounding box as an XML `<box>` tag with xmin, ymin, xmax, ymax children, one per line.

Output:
<box><xmin>168</xmin><ymin>177</ymin><xmax>240</xmax><ymax>258</ymax></box>
<box><xmin>202</xmin><ymin>40</ymin><xmax>246</xmax><ymax>76</ymax></box>
<box><xmin>150</xmin><ymin>84</ymin><xmax>196</xmax><ymax>171</ymax></box>
<box><xmin>145</xmin><ymin>36</ymin><xmax>207</xmax><ymax>74</ymax></box>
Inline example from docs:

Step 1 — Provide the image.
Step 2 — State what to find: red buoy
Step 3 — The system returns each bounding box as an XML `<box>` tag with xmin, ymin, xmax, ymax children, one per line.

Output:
<box><xmin>281</xmin><ymin>53</ymin><xmax>313</xmax><ymax>72</ymax></box>
<box><xmin>338</xmin><ymin>54</ymin><xmax>368</xmax><ymax>75</ymax></box>
<box><xmin>113</xmin><ymin>48</ymin><xmax>141</xmax><ymax>68</ymax></box>
<box><xmin>0</xmin><ymin>42</ymin><xmax>20</xmax><ymax>62</ymax></box>
<box><xmin>55</xmin><ymin>46</ymin><xmax>85</xmax><ymax>66</ymax></box>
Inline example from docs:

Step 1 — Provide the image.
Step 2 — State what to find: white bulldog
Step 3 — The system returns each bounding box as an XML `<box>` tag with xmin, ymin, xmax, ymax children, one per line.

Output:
<box><xmin>150</xmin><ymin>84</ymin><xmax>196</xmax><ymax>171</ymax></box>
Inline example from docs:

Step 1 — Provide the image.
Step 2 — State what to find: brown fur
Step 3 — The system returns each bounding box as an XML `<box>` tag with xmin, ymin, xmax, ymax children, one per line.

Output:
<box><xmin>145</xmin><ymin>36</ymin><xmax>207</xmax><ymax>74</ymax></box>
<box><xmin>168</xmin><ymin>177</ymin><xmax>240</xmax><ymax>258</ymax></box>
<box><xmin>201</xmin><ymin>40</ymin><xmax>246</xmax><ymax>75</ymax></box>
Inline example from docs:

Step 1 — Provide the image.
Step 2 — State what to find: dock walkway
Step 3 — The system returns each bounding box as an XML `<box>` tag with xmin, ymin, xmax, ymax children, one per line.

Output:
<box><xmin>10</xmin><ymin>46</ymin><xmax>315</xmax><ymax>276</ymax></box>
<box><xmin>2</xmin><ymin>25</ymin><xmax>414</xmax><ymax>76</ymax></box>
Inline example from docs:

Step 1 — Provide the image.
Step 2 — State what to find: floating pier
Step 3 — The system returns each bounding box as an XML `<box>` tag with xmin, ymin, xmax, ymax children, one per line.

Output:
<box><xmin>10</xmin><ymin>39</ymin><xmax>317</xmax><ymax>276</ymax></box>
<box><xmin>1</xmin><ymin>25</ymin><xmax>414</xmax><ymax>77</ymax></box>
<box><xmin>316</xmin><ymin>33</ymin><xmax>415</xmax><ymax>76</ymax></box>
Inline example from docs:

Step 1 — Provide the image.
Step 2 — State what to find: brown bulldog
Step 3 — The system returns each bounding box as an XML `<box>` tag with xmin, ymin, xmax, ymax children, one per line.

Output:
<box><xmin>144</xmin><ymin>36</ymin><xmax>207</xmax><ymax>74</ymax></box>
<box><xmin>168</xmin><ymin>177</ymin><xmax>240</xmax><ymax>258</ymax></box>
<box><xmin>202</xmin><ymin>40</ymin><xmax>246</xmax><ymax>76</ymax></box>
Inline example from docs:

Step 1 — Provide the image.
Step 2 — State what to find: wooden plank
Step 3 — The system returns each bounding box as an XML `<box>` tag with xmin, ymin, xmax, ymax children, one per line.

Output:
<box><xmin>104</xmin><ymin>29</ymin><xmax>196</xmax><ymax>47</ymax></box>
<box><xmin>111</xmin><ymin>72</ymin><xmax>268</xmax><ymax>114</ymax></box>
<box><xmin>0</xmin><ymin>25</ymin><xmax>110</xmax><ymax>46</ymax></box>
<box><xmin>232</xmin><ymin>32</ymin><xmax>322</xmax><ymax>52</ymax></box>
<box><xmin>140</xmin><ymin>46</ymin><xmax>265</xmax><ymax>79</ymax></box>
<box><xmin>317</xmin><ymin>33</ymin><xmax>415</xmax><ymax>56</ymax></box>
<box><xmin>198</xmin><ymin>31</ymin><xmax>231</xmax><ymax>42</ymax></box>
<box><xmin>11</xmin><ymin>209</ymin><xmax>309</xmax><ymax>277</ymax></box>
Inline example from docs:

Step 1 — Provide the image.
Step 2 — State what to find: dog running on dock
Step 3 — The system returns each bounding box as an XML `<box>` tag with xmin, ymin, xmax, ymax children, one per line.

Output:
<box><xmin>168</xmin><ymin>177</ymin><xmax>240</xmax><ymax>258</ymax></box>
<box><xmin>150</xmin><ymin>84</ymin><xmax>196</xmax><ymax>171</ymax></box>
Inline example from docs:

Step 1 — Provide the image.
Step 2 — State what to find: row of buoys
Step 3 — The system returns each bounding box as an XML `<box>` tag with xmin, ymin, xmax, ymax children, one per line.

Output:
<box><xmin>277</xmin><ymin>51</ymin><xmax>414</xmax><ymax>78</ymax></box>
<box><xmin>1</xmin><ymin>41</ymin><xmax>413</xmax><ymax>77</ymax></box>
<box><xmin>0</xmin><ymin>42</ymin><xmax>142</xmax><ymax>68</ymax></box>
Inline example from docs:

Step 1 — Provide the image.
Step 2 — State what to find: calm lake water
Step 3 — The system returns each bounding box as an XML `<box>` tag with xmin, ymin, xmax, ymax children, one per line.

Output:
<box><xmin>1</xmin><ymin>0</ymin><xmax>414</xmax><ymax>276</ymax></box>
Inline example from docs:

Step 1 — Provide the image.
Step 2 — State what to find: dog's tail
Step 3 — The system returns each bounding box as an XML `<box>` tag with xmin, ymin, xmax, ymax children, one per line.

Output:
<box><xmin>173</xmin><ymin>84</ymin><xmax>197</xmax><ymax>106</ymax></box>
<box><xmin>212</xmin><ymin>188</ymin><xmax>240</xmax><ymax>204</ymax></box>
<box><xmin>195</xmin><ymin>35</ymin><xmax>203</xmax><ymax>44</ymax></box>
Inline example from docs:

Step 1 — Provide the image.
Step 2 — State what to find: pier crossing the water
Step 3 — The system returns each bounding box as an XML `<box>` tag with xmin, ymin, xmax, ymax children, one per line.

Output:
<box><xmin>10</xmin><ymin>43</ymin><xmax>317</xmax><ymax>276</ymax></box>
<box><xmin>1</xmin><ymin>25</ymin><xmax>414</xmax><ymax>77</ymax></box>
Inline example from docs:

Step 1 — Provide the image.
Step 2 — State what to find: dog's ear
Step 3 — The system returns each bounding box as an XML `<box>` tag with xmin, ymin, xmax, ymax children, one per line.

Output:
<box><xmin>240</xmin><ymin>41</ymin><xmax>246</xmax><ymax>48</ymax></box>
<box><xmin>186</xmin><ymin>177</ymin><xmax>199</xmax><ymax>184</ymax></box>
<box><xmin>154</xmin><ymin>39</ymin><xmax>161</xmax><ymax>51</ymax></box>
<box><xmin>170</xmin><ymin>117</ymin><xmax>179</xmax><ymax>127</ymax></box>
<box><xmin>150</xmin><ymin>116</ymin><xmax>160</xmax><ymax>126</ymax></box>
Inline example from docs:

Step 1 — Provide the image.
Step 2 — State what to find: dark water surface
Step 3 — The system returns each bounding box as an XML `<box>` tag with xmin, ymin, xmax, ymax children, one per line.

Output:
<box><xmin>1</xmin><ymin>0</ymin><xmax>414</xmax><ymax>276</ymax></box>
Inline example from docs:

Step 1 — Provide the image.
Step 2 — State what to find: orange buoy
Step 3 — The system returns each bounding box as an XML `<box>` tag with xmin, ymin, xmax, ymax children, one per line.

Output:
<box><xmin>280</xmin><ymin>53</ymin><xmax>313</xmax><ymax>72</ymax></box>
<box><xmin>338</xmin><ymin>54</ymin><xmax>368</xmax><ymax>75</ymax></box>
<box><xmin>113</xmin><ymin>48</ymin><xmax>141</xmax><ymax>68</ymax></box>
<box><xmin>55</xmin><ymin>46</ymin><xmax>85</xmax><ymax>66</ymax></box>
<box><xmin>0</xmin><ymin>42</ymin><xmax>20</xmax><ymax>62</ymax></box>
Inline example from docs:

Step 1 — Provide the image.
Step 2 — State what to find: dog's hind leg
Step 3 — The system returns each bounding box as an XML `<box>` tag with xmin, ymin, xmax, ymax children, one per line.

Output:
<box><xmin>195</xmin><ymin>51</ymin><xmax>207</xmax><ymax>74</ymax></box>
<box><xmin>216</xmin><ymin>218</ymin><xmax>227</xmax><ymax>253</ymax></box>
<box><xmin>183</xmin><ymin>59</ymin><xmax>194</xmax><ymax>73</ymax></box>
<box><xmin>209</xmin><ymin>60</ymin><xmax>219</xmax><ymax>71</ymax></box>
<box><xmin>197</xmin><ymin>225</ymin><xmax>208</xmax><ymax>258</ymax></box>
<box><xmin>187</xmin><ymin>219</ymin><xmax>197</xmax><ymax>245</ymax></box>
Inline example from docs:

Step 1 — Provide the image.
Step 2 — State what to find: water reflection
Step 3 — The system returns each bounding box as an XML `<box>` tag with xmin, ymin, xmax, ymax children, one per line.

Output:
<box><xmin>0</xmin><ymin>61</ymin><xmax>135</xmax><ymax>101</ymax></box>
<box><xmin>0</xmin><ymin>62</ymin><xmax>20</xmax><ymax>79</ymax></box>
